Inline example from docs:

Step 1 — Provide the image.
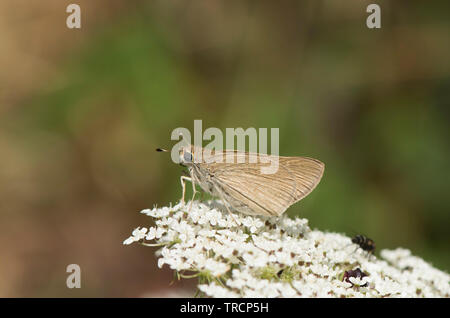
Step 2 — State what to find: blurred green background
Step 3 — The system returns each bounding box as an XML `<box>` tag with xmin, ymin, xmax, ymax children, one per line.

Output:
<box><xmin>0</xmin><ymin>0</ymin><xmax>449</xmax><ymax>297</ymax></box>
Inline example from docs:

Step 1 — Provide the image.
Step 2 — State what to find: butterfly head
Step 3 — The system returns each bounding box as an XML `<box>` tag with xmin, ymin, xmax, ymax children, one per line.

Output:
<box><xmin>179</xmin><ymin>145</ymin><xmax>195</xmax><ymax>167</ymax></box>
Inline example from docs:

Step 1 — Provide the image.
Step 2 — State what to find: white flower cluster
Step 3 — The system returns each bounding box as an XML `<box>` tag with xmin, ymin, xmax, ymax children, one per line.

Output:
<box><xmin>124</xmin><ymin>200</ymin><xmax>450</xmax><ymax>298</ymax></box>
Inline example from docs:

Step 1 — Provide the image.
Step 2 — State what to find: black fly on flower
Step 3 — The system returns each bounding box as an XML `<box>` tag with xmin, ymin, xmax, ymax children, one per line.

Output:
<box><xmin>351</xmin><ymin>234</ymin><xmax>376</xmax><ymax>257</ymax></box>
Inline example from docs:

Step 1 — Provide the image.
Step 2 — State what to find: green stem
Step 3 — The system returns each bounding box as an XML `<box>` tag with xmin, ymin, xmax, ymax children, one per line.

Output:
<box><xmin>140</xmin><ymin>241</ymin><xmax>170</xmax><ymax>247</ymax></box>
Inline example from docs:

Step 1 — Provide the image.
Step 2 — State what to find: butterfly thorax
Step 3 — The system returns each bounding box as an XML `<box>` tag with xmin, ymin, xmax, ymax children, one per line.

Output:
<box><xmin>189</xmin><ymin>165</ymin><xmax>216</xmax><ymax>196</ymax></box>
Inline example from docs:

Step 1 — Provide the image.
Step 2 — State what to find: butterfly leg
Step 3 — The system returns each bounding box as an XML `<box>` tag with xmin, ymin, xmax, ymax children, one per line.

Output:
<box><xmin>213</xmin><ymin>184</ymin><xmax>240</xmax><ymax>226</ymax></box>
<box><xmin>224</xmin><ymin>202</ymin><xmax>240</xmax><ymax>227</ymax></box>
<box><xmin>187</xmin><ymin>179</ymin><xmax>198</xmax><ymax>212</ymax></box>
<box><xmin>180</xmin><ymin>176</ymin><xmax>191</xmax><ymax>206</ymax></box>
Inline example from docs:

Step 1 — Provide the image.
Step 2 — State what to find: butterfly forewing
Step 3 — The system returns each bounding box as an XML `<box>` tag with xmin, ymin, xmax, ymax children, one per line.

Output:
<box><xmin>213</xmin><ymin>163</ymin><xmax>297</xmax><ymax>216</ymax></box>
<box><xmin>194</xmin><ymin>149</ymin><xmax>324</xmax><ymax>216</ymax></box>
<box><xmin>277</xmin><ymin>157</ymin><xmax>325</xmax><ymax>199</ymax></box>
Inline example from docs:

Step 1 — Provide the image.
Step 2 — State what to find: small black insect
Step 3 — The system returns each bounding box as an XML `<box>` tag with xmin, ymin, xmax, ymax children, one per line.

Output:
<box><xmin>342</xmin><ymin>268</ymin><xmax>368</xmax><ymax>287</ymax></box>
<box><xmin>351</xmin><ymin>234</ymin><xmax>376</xmax><ymax>255</ymax></box>
<box><xmin>277</xmin><ymin>269</ymin><xmax>284</xmax><ymax>278</ymax></box>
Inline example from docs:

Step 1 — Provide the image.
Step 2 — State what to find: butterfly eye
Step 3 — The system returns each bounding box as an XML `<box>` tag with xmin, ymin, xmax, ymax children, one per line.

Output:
<box><xmin>184</xmin><ymin>152</ymin><xmax>193</xmax><ymax>163</ymax></box>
